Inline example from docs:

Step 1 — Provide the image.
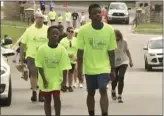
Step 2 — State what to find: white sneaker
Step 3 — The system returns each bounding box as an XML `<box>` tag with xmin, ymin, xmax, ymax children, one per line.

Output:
<box><xmin>73</xmin><ymin>83</ymin><xmax>78</xmax><ymax>88</ymax></box>
<box><xmin>79</xmin><ymin>83</ymin><xmax>83</xmax><ymax>88</ymax></box>
<box><xmin>106</xmin><ymin>84</ymin><xmax>109</xmax><ymax>89</ymax></box>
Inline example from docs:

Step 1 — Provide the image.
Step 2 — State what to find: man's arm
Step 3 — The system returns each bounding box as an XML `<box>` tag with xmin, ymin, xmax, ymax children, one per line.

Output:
<box><xmin>77</xmin><ymin>49</ymin><xmax>84</xmax><ymax>82</ymax></box>
<box><xmin>20</xmin><ymin>43</ymin><xmax>25</xmax><ymax>64</ymax></box>
<box><xmin>108</xmin><ymin>50</ymin><xmax>115</xmax><ymax>72</ymax></box>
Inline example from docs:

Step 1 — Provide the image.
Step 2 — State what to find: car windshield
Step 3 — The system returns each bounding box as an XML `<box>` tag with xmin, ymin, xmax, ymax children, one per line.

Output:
<box><xmin>149</xmin><ymin>39</ymin><xmax>163</xmax><ymax>49</ymax></box>
<box><xmin>109</xmin><ymin>4</ymin><xmax>126</xmax><ymax>10</ymax></box>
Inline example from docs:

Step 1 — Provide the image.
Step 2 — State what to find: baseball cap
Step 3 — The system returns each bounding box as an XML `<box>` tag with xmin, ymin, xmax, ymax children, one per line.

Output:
<box><xmin>35</xmin><ymin>11</ymin><xmax>44</xmax><ymax>18</ymax></box>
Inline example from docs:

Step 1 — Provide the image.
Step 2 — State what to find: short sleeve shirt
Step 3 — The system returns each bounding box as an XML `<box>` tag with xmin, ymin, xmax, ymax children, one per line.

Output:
<box><xmin>60</xmin><ymin>37</ymin><xmax>77</xmax><ymax>64</ymax></box>
<box><xmin>77</xmin><ymin>23</ymin><xmax>117</xmax><ymax>75</ymax></box>
<box><xmin>21</xmin><ymin>24</ymin><xmax>48</xmax><ymax>59</ymax></box>
<box><xmin>35</xmin><ymin>44</ymin><xmax>71</xmax><ymax>91</ymax></box>
<box><xmin>115</xmin><ymin>40</ymin><xmax>129</xmax><ymax>67</ymax></box>
<box><xmin>72</xmin><ymin>12</ymin><xmax>79</xmax><ymax>20</ymax></box>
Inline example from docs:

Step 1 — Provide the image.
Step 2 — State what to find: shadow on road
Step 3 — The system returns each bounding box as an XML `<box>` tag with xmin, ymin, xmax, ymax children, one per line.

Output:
<box><xmin>128</xmin><ymin>68</ymin><xmax>163</xmax><ymax>73</ymax></box>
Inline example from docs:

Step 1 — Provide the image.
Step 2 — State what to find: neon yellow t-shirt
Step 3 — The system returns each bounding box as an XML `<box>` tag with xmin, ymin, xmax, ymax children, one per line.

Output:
<box><xmin>35</xmin><ymin>44</ymin><xmax>71</xmax><ymax>91</ymax></box>
<box><xmin>48</xmin><ymin>10</ymin><xmax>56</xmax><ymax>20</ymax></box>
<box><xmin>58</xmin><ymin>16</ymin><xmax>63</xmax><ymax>22</ymax></box>
<box><xmin>21</xmin><ymin>24</ymin><xmax>48</xmax><ymax>59</ymax></box>
<box><xmin>77</xmin><ymin>23</ymin><xmax>117</xmax><ymax>75</ymax></box>
<box><xmin>60</xmin><ymin>37</ymin><xmax>77</xmax><ymax>64</ymax></box>
<box><xmin>65</xmin><ymin>12</ymin><xmax>71</xmax><ymax>20</ymax></box>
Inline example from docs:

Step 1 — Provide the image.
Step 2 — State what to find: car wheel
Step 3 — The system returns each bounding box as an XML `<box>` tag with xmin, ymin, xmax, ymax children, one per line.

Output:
<box><xmin>2</xmin><ymin>78</ymin><xmax>12</xmax><ymax>106</ymax></box>
<box><xmin>145</xmin><ymin>59</ymin><xmax>152</xmax><ymax>71</ymax></box>
<box><xmin>125</xmin><ymin>20</ymin><xmax>129</xmax><ymax>24</ymax></box>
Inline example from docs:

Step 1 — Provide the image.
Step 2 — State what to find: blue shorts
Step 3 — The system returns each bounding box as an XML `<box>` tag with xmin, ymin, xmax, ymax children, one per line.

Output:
<box><xmin>85</xmin><ymin>73</ymin><xmax>110</xmax><ymax>91</ymax></box>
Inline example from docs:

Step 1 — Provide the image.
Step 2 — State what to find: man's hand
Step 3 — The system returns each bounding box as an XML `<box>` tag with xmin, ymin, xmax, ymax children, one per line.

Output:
<box><xmin>110</xmin><ymin>70</ymin><xmax>116</xmax><ymax>82</ymax></box>
<box><xmin>43</xmin><ymin>79</ymin><xmax>48</xmax><ymax>89</ymax></box>
<box><xmin>129</xmin><ymin>60</ymin><xmax>133</xmax><ymax>67</ymax></box>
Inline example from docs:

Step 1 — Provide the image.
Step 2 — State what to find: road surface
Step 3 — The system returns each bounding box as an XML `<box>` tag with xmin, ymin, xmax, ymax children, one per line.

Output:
<box><xmin>1</xmin><ymin>5</ymin><xmax>163</xmax><ymax>115</ymax></box>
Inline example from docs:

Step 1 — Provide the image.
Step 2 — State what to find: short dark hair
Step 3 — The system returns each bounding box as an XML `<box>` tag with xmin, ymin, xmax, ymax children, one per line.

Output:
<box><xmin>88</xmin><ymin>4</ymin><xmax>101</xmax><ymax>14</ymax></box>
<box><xmin>114</xmin><ymin>29</ymin><xmax>123</xmax><ymax>40</ymax></box>
<box><xmin>48</xmin><ymin>25</ymin><xmax>59</xmax><ymax>35</ymax></box>
<box><xmin>66</xmin><ymin>27</ymin><xmax>74</xmax><ymax>32</ymax></box>
<box><xmin>58</xmin><ymin>24</ymin><xmax>64</xmax><ymax>29</ymax></box>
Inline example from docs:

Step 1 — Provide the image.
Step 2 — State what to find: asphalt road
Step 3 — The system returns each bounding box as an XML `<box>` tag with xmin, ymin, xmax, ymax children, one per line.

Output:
<box><xmin>1</xmin><ymin>5</ymin><xmax>163</xmax><ymax>115</ymax></box>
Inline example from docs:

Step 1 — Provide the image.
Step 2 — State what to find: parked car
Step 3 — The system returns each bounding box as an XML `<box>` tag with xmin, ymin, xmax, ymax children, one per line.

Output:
<box><xmin>0</xmin><ymin>44</ymin><xmax>15</xmax><ymax>106</ymax></box>
<box><xmin>107</xmin><ymin>2</ymin><xmax>131</xmax><ymax>24</ymax></box>
<box><xmin>143</xmin><ymin>37</ymin><xmax>163</xmax><ymax>71</ymax></box>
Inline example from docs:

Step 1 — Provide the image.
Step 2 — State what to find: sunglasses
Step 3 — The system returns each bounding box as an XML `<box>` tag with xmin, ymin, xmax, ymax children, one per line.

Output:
<box><xmin>68</xmin><ymin>30</ymin><xmax>74</xmax><ymax>33</ymax></box>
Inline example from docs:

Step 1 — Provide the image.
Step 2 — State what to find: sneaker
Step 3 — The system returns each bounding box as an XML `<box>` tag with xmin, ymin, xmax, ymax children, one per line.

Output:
<box><xmin>106</xmin><ymin>84</ymin><xmax>109</xmax><ymax>89</ymax></box>
<box><xmin>38</xmin><ymin>91</ymin><xmax>44</xmax><ymax>102</ymax></box>
<box><xmin>61</xmin><ymin>86</ymin><xmax>67</xmax><ymax>92</ymax></box>
<box><xmin>79</xmin><ymin>83</ymin><xmax>83</xmax><ymax>88</ymax></box>
<box><xmin>118</xmin><ymin>96</ymin><xmax>123</xmax><ymax>103</ymax></box>
<box><xmin>31</xmin><ymin>91</ymin><xmax>37</xmax><ymax>102</ymax></box>
<box><xmin>68</xmin><ymin>87</ymin><xmax>74</xmax><ymax>92</ymax></box>
<box><xmin>111</xmin><ymin>91</ymin><xmax>117</xmax><ymax>100</ymax></box>
<box><xmin>73</xmin><ymin>83</ymin><xmax>78</xmax><ymax>88</ymax></box>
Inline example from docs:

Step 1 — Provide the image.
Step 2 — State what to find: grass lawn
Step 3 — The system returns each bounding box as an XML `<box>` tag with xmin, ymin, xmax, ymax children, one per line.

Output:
<box><xmin>1</xmin><ymin>20</ymin><xmax>30</xmax><ymax>27</ymax></box>
<box><xmin>135</xmin><ymin>23</ymin><xmax>163</xmax><ymax>34</ymax></box>
<box><xmin>1</xmin><ymin>20</ymin><xmax>31</xmax><ymax>43</ymax></box>
<box><xmin>1</xmin><ymin>25</ymin><xmax>26</xmax><ymax>43</ymax></box>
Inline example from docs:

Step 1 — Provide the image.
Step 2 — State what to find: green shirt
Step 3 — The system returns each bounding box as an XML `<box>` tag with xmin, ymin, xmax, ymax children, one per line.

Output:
<box><xmin>35</xmin><ymin>44</ymin><xmax>71</xmax><ymax>91</ymax></box>
<box><xmin>60</xmin><ymin>37</ymin><xmax>77</xmax><ymax>64</ymax></box>
<box><xmin>77</xmin><ymin>23</ymin><xmax>117</xmax><ymax>75</ymax></box>
<box><xmin>21</xmin><ymin>24</ymin><xmax>48</xmax><ymax>59</ymax></box>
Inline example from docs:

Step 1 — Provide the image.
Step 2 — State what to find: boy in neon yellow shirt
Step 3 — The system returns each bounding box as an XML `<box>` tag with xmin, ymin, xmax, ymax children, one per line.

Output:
<box><xmin>77</xmin><ymin>4</ymin><xmax>117</xmax><ymax>116</ymax></box>
<box><xmin>35</xmin><ymin>25</ymin><xmax>71</xmax><ymax>116</ymax></box>
<box><xmin>60</xmin><ymin>27</ymin><xmax>77</xmax><ymax>92</ymax></box>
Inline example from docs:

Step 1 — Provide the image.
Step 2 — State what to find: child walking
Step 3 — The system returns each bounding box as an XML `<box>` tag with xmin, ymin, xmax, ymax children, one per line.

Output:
<box><xmin>35</xmin><ymin>25</ymin><xmax>71</xmax><ymax>116</ymax></box>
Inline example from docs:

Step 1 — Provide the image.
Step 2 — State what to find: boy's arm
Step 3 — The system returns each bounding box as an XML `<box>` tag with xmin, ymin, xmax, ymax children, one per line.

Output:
<box><xmin>37</xmin><ymin>68</ymin><xmax>47</xmax><ymax>82</ymax></box>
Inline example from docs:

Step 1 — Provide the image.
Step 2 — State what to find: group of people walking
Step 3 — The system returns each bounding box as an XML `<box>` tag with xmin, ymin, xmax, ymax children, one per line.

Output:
<box><xmin>12</xmin><ymin>3</ymin><xmax>133</xmax><ymax>116</ymax></box>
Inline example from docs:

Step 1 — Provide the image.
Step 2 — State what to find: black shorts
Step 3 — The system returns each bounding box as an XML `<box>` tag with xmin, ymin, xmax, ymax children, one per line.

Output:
<box><xmin>40</xmin><ymin>6</ymin><xmax>45</xmax><ymax>11</ymax></box>
<box><xmin>44</xmin><ymin>22</ymin><xmax>48</xmax><ymax>25</ymax></box>
<box><xmin>69</xmin><ymin>64</ymin><xmax>75</xmax><ymax>73</ymax></box>
<box><xmin>50</xmin><ymin>19</ymin><xmax>55</xmax><ymax>22</ymax></box>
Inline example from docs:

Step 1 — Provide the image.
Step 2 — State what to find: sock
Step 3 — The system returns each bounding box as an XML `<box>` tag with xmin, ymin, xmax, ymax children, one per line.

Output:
<box><xmin>88</xmin><ymin>111</ymin><xmax>94</xmax><ymax>116</ymax></box>
<box><xmin>112</xmin><ymin>90</ymin><xmax>115</xmax><ymax>92</ymax></box>
<box><xmin>102</xmin><ymin>112</ymin><xmax>108</xmax><ymax>116</ymax></box>
<box><xmin>118</xmin><ymin>94</ymin><xmax>121</xmax><ymax>97</ymax></box>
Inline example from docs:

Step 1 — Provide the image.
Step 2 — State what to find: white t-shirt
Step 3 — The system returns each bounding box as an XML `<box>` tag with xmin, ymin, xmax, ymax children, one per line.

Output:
<box><xmin>115</xmin><ymin>40</ymin><xmax>129</xmax><ymax>67</ymax></box>
<box><xmin>43</xmin><ymin>14</ymin><xmax>48</xmax><ymax>22</ymax></box>
<box><xmin>80</xmin><ymin>15</ymin><xmax>86</xmax><ymax>23</ymax></box>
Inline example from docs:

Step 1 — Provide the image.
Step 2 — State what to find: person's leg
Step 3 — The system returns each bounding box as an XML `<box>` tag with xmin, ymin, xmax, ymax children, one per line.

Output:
<box><xmin>73</xmin><ymin>64</ymin><xmax>78</xmax><ymax>88</ymax></box>
<box><xmin>117</xmin><ymin>64</ymin><xmax>128</xmax><ymax>103</ymax></box>
<box><xmin>42</xmin><ymin>92</ymin><xmax>52</xmax><ymax>116</ymax></box>
<box><xmin>111</xmin><ymin>67</ymin><xmax>119</xmax><ymax>100</ymax></box>
<box><xmin>98</xmin><ymin>73</ymin><xmax>110</xmax><ymax>116</ymax></box>
<box><xmin>52</xmin><ymin>91</ymin><xmax>61</xmax><ymax>116</ymax></box>
<box><xmin>85</xmin><ymin>75</ymin><xmax>98</xmax><ymax>116</ymax></box>
<box><xmin>61</xmin><ymin>70</ymin><xmax>68</xmax><ymax>92</ymax></box>
<box><xmin>26</xmin><ymin>57</ymin><xmax>38</xmax><ymax>102</ymax></box>
<box><xmin>68</xmin><ymin>64</ymin><xmax>75</xmax><ymax>92</ymax></box>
